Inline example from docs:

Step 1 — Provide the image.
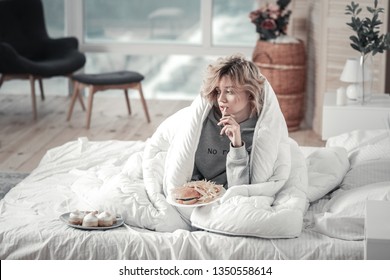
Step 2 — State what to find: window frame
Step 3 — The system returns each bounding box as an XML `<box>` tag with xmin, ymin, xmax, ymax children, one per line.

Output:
<box><xmin>64</xmin><ymin>0</ymin><xmax>254</xmax><ymax>57</ymax></box>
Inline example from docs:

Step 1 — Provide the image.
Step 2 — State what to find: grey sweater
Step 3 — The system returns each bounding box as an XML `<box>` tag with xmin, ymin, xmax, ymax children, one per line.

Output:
<box><xmin>191</xmin><ymin>108</ymin><xmax>257</xmax><ymax>189</ymax></box>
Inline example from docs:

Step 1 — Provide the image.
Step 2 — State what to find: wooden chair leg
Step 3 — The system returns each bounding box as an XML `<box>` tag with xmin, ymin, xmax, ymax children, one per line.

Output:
<box><xmin>67</xmin><ymin>81</ymin><xmax>80</xmax><ymax>121</ymax></box>
<box><xmin>38</xmin><ymin>78</ymin><xmax>45</xmax><ymax>101</ymax></box>
<box><xmin>124</xmin><ymin>89</ymin><xmax>131</xmax><ymax>115</ymax></box>
<box><xmin>86</xmin><ymin>85</ymin><xmax>95</xmax><ymax>129</ymax></box>
<box><xmin>77</xmin><ymin>88</ymin><xmax>86</xmax><ymax>111</ymax></box>
<box><xmin>137</xmin><ymin>83</ymin><xmax>151</xmax><ymax>123</ymax></box>
<box><xmin>29</xmin><ymin>75</ymin><xmax>37</xmax><ymax>121</ymax></box>
<box><xmin>0</xmin><ymin>74</ymin><xmax>4</xmax><ymax>88</ymax></box>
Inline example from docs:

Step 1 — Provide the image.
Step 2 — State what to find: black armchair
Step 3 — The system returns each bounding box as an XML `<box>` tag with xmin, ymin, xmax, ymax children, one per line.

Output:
<box><xmin>0</xmin><ymin>0</ymin><xmax>86</xmax><ymax>120</ymax></box>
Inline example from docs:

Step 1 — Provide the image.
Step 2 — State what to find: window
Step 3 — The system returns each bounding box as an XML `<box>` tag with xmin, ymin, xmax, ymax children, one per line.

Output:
<box><xmin>84</xmin><ymin>0</ymin><xmax>201</xmax><ymax>44</ymax></box>
<box><xmin>212</xmin><ymin>0</ymin><xmax>258</xmax><ymax>46</ymax></box>
<box><xmin>79</xmin><ymin>0</ymin><xmax>257</xmax><ymax>99</ymax></box>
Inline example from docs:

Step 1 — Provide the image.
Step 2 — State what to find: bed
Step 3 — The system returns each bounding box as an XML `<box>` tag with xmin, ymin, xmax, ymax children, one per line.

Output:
<box><xmin>1</xmin><ymin>127</ymin><xmax>389</xmax><ymax>260</ymax></box>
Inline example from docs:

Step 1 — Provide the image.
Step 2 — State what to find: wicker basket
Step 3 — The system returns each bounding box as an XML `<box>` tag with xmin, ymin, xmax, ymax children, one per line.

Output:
<box><xmin>252</xmin><ymin>40</ymin><xmax>306</xmax><ymax>131</ymax></box>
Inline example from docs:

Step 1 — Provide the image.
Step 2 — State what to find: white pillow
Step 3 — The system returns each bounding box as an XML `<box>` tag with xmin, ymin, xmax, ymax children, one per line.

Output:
<box><xmin>306</xmin><ymin>147</ymin><xmax>349</xmax><ymax>202</ymax></box>
<box><xmin>325</xmin><ymin>182</ymin><xmax>390</xmax><ymax>214</ymax></box>
<box><xmin>326</xmin><ymin>129</ymin><xmax>390</xmax><ymax>167</ymax></box>
<box><xmin>326</xmin><ymin>129</ymin><xmax>388</xmax><ymax>152</ymax></box>
<box><xmin>312</xmin><ymin>181</ymin><xmax>390</xmax><ymax>240</ymax></box>
<box><xmin>340</xmin><ymin>159</ymin><xmax>390</xmax><ymax>190</ymax></box>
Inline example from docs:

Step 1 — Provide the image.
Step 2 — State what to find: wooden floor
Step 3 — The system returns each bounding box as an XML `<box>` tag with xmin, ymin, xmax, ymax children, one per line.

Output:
<box><xmin>0</xmin><ymin>94</ymin><xmax>325</xmax><ymax>173</ymax></box>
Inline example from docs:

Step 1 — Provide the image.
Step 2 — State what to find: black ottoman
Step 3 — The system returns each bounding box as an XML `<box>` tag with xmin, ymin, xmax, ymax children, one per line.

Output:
<box><xmin>67</xmin><ymin>70</ymin><xmax>151</xmax><ymax>129</ymax></box>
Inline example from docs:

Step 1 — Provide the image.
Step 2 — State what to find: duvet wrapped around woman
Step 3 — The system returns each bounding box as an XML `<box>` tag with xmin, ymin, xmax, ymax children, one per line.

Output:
<box><xmin>143</xmin><ymin>54</ymin><xmax>308</xmax><ymax>238</ymax></box>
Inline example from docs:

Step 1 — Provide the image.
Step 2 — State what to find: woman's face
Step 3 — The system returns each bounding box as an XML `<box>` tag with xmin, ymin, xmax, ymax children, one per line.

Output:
<box><xmin>216</xmin><ymin>75</ymin><xmax>251</xmax><ymax>123</ymax></box>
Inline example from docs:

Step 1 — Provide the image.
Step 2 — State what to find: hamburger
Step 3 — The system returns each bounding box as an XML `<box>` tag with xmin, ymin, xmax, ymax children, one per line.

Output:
<box><xmin>171</xmin><ymin>180</ymin><xmax>223</xmax><ymax>205</ymax></box>
<box><xmin>173</xmin><ymin>187</ymin><xmax>201</xmax><ymax>205</ymax></box>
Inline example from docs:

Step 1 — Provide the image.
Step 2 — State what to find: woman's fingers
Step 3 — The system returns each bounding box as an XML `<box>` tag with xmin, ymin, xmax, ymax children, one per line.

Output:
<box><xmin>219</xmin><ymin>116</ymin><xmax>239</xmax><ymax>136</ymax></box>
<box><xmin>221</xmin><ymin>125</ymin><xmax>242</xmax><ymax>147</ymax></box>
<box><xmin>219</xmin><ymin>114</ymin><xmax>243</xmax><ymax>146</ymax></box>
<box><xmin>220</xmin><ymin>124</ymin><xmax>237</xmax><ymax>138</ymax></box>
<box><xmin>220</xmin><ymin>125</ymin><xmax>232</xmax><ymax>136</ymax></box>
<box><xmin>218</xmin><ymin>115</ymin><xmax>237</xmax><ymax>127</ymax></box>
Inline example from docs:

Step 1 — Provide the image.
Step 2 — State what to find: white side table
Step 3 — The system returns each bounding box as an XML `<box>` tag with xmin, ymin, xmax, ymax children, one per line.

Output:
<box><xmin>365</xmin><ymin>200</ymin><xmax>390</xmax><ymax>260</ymax></box>
<box><xmin>322</xmin><ymin>92</ymin><xmax>390</xmax><ymax>140</ymax></box>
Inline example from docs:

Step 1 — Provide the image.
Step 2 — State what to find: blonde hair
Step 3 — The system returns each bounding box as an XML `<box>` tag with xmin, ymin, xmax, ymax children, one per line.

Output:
<box><xmin>202</xmin><ymin>54</ymin><xmax>265</xmax><ymax>116</ymax></box>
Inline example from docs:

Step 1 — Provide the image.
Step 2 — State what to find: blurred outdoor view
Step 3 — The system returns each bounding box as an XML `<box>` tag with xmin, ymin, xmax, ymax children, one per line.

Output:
<box><xmin>2</xmin><ymin>0</ymin><xmax>259</xmax><ymax>100</ymax></box>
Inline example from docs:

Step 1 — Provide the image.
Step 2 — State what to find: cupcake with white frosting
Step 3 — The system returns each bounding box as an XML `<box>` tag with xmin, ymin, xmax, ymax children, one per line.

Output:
<box><xmin>97</xmin><ymin>211</ymin><xmax>115</xmax><ymax>227</ymax></box>
<box><xmin>82</xmin><ymin>211</ymin><xmax>98</xmax><ymax>227</ymax></box>
<box><xmin>68</xmin><ymin>210</ymin><xmax>85</xmax><ymax>225</ymax></box>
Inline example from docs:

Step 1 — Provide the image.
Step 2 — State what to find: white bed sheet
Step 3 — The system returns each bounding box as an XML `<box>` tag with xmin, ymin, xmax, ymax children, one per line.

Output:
<box><xmin>0</xmin><ymin>138</ymin><xmax>363</xmax><ymax>260</ymax></box>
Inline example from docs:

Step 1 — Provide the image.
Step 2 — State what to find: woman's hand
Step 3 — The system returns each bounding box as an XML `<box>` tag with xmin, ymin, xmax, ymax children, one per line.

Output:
<box><xmin>218</xmin><ymin>114</ymin><xmax>242</xmax><ymax>147</ymax></box>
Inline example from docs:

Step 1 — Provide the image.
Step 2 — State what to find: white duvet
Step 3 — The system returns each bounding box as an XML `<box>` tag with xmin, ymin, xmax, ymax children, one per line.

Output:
<box><xmin>69</xmin><ymin>81</ymin><xmax>338</xmax><ymax>238</ymax></box>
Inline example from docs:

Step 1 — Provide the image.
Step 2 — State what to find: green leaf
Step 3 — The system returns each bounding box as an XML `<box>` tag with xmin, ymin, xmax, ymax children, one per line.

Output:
<box><xmin>349</xmin><ymin>35</ymin><xmax>359</xmax><ymax>44</ymax></box>
<box><xmin>351</xmin><ymin>43</ymin><xmax>361</xmax><ymax>52</ymax></box>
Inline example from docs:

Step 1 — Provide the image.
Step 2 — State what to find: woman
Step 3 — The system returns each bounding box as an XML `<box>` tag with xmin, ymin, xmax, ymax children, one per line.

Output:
<box><xmin>191</xmin><ymin>54</ymin><xmax>265</xmax><ymax>189</ymax></box>
<box><xmin>143</xmin><ymin>53</ymin><xmax>307</xmax><ymax>236</ymax></box>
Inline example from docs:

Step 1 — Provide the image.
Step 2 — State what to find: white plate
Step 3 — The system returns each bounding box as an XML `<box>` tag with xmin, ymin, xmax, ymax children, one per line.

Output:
<box><xmin>167</xmin><ymin>186</ymin><xmax>226</xmax><ymax>208</ymax></box>
<box><xmin>60</xmin><ymin>212</ymin><xmax>124</xmax><ymax>230</ymax></box>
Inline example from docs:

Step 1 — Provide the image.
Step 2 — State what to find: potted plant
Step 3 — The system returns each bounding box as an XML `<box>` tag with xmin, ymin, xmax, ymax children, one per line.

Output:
<box><xmin>249</xmin><ymin>0</ymin><xmax>306</xmax><ymax>131</ymax></box>
<box><xmin>249</xmin><ymin>0</ymin><xmax>292</xmax><ymax>42</ymax></box>
<box><xmin>345</xmin><ymin>0</ymin><xmax>390</xmax><ymax>104</ymax></box>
